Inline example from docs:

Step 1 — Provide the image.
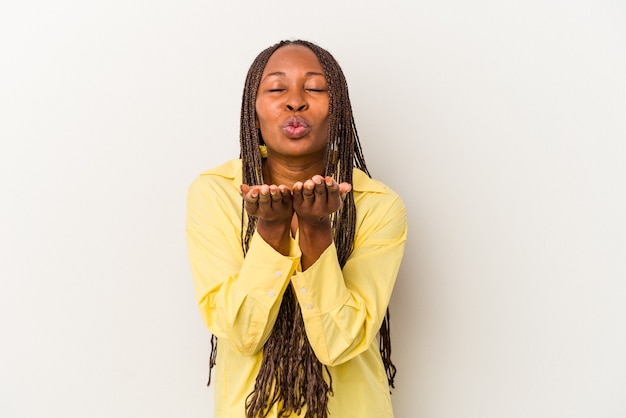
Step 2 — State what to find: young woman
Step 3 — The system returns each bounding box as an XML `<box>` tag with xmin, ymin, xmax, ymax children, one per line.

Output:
<box><xmin>186</xmin><ymin>40</ymin><xmax>407</xmax><ymax>418</ymax></box>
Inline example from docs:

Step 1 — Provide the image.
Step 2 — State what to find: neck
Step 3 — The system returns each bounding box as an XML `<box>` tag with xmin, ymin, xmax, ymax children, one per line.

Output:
<box><xmin>263</xmin><ymin>151</ymin><xmax>326</xmax><ymax>188</ymax></box>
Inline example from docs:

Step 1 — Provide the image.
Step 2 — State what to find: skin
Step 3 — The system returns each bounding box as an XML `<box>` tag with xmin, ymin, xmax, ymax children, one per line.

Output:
<box><xmin>240</xmin><ymin>45</ymin><xmax>351</xmax><ymax>269</ymax></box>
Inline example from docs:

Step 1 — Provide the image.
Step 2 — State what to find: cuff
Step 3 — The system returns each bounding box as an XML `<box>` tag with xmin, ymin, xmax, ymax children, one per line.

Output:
<box><xmin>235</xmin><ymin>232</ymin><xmax>301</xmax><ymax>308</ymax></box>
<box><xmin>290</xmin><ymin>242</ymin><xmax>350</xmax><ymax>316</ymax></box>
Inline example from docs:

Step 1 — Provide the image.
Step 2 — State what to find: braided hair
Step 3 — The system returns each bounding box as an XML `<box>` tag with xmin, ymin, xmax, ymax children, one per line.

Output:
<box><xmin>209</xmin><ymin>40</ymin><xmax>396</xmax><ymax>418</ymax></box>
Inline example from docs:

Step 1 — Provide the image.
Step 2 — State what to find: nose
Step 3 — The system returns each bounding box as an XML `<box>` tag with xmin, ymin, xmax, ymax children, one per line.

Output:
<box><xmin>285</xmin><ymin>90</ymin><xmax>307</xmax><ymax>112</ymax></box>
<box><xmin>287</xmin><ymin>103</ymin><xmax>306</xmax><ymax>111</ymax></box>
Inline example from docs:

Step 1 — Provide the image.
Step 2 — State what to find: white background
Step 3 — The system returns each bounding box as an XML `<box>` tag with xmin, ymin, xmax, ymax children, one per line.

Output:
<box><xmin>1</xmin><ymin>1</ymin><xmax>625</xmax><ymax>417</ymax></box>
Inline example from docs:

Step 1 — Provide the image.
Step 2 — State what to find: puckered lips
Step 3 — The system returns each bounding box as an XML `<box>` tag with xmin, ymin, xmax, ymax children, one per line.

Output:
<box><xmin>281</xmin><ymin>116</ymin><xmax>311</xmax><ymax>139</ymax></box>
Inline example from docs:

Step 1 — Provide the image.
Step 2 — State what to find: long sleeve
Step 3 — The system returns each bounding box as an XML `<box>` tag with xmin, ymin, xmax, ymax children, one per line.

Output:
<box><xmin>291</xmin><ymin>177</ymin><xmax>407</xmax><ymax>366</ymax></box>
<box><xmin>186</xmin><ymin>161</ymin><xmax>404</xmax><ymax>417</ymax></box>
<box><xmin>186</xmin><ymin>166</ymin><xmax>302</xmax><ymax>355</ymax></box>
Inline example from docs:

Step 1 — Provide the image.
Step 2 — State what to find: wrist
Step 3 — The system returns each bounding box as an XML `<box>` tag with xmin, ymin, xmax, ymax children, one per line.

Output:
<box><xmin>297</xmin><ymin>216</ymin><xmax>332</xmax><ymax>270</ymax></box>
<box><xmin>297</xmin><ymin>215</ymin><xmax>331</xmax><ymax>231</ymax></box>
<box><xmin>256</xmin><ymin>218</ymin><xmax>291</xmax><ymax>255</ymax></box>
<box><xmin>298</xmin><ymin>216</ymin><xmax>332</xmax><ymax>244</ymax></box>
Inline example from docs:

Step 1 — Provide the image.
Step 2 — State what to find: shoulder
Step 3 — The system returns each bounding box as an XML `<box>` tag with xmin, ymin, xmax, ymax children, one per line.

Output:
<box><xmin>352</xmin><ymin>167</ymin><xmax>406</xmax><ymax>228</ymax></box>
<box><xmin>187</xmin><ymin>158</ymin><xmax>243</xmax><ymax>210</ymax></box>
<box><xmin>352</xmin><ymin>168</ymin><xmax>404</xmax><ymax>207</ymax></box>
<box><xmin>351</xmin><ymin>169</ymin><xmax>406</xmax><ymax>244</ymax></box>
<box><xmin>189</xmin><ymin>159</ymin><xmax>242</xmax><ymax>191</ymax></box>
<box><xmin>186</xmin><ymin>159</ymin><xmax>244</xmax><ymax>232</ymax></box>
<box><xmin>198</xmin><ymin>159</ymin><xmax>242</xmax><ymax>182</ymax></box>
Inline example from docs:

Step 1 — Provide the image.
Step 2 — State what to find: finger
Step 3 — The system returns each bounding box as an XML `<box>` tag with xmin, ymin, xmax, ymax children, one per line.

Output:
<box><xmin>269</xmin><ymin>185</ymin><xmax>282</xmax><ymax>202</ymax></box>
<box><xmin>312</xmin><ymin>175</ymin><xmax>327</xmax><ymax>196</ymax></box>
<box><xmin>339</xmin><ymin>182</ymin><xmax>352</xmax><ymax>199</ymax></box>
<box><xmin>292</xmin><ymin>182</ymin><xmax>304</xmax><ymax>204</ymax></box>
<box><xmin>324</xmin><ymin>176</ymin><xmax>340</xmax><ymax>194</ymax></box>
<box><xmin>278</xmin><ymin>185</ymin><xmax>292</xmax><ymax>204</ymax></box>
<box><xmin>244</xmin><ymin>187</ymin><xmax>260</xmax><ymax>207</ymax></box>
<box><xmin>240</xmin><ymin>184</ymin><xmax>251</xmax><ymax>197</ymax></box>
<box><xmin>258</xmin><ymin>184</ymin><xmax>271</xmax><ymax>204</ymax></box>
<box><xmin>302</xmin><ymin>179</ymin><xmax>316</xmax><ymax>198</ymax></box>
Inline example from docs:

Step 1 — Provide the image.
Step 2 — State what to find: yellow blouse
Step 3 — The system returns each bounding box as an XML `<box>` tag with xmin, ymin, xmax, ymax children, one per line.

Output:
<box><xmin>186</xmin><ymin>157</ymin><xmax>407</xmax><ymax>417</ymax></box>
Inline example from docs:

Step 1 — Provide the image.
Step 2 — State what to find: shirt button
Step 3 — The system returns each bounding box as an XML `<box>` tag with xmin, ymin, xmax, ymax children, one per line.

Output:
<box><xmin>274</xmin><ymin>271</ymin><xmax>281</xmax><ymax>278</ymax></box>
<box><xmin>268</xmin><ymin>290</ymin><xmax>275</xmax><ymax>297</ymax></box>
<box><xmin>306</xmin><ymin>304</ymin><xmax>313</xmax><ymax>309</ymax></box>
<box><xmin>300</xmin><ymin>287</ymin><xmax>307</xmax><ymax>294</ymax></box>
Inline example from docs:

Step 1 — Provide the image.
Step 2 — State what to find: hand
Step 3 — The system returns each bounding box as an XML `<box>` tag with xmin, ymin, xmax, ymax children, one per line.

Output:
<box><xmin>240</xmin><ymin>184</ymin><xmax>294</xmax><ymax>223</ymax></box>
<box><xmin>292</xmin><ymin>175</ymin><xmax>352</xmax><ymax>224</ymax></box>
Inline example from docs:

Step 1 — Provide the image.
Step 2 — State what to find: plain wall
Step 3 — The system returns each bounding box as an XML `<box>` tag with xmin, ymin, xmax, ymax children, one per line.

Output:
<box><xmin>1</xmin><ymin>1</ymin><xmax>625</xmax><ymax>417</ymax></box>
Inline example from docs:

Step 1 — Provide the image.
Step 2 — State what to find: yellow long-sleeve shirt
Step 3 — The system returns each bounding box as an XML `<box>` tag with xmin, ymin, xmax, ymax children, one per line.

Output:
<box><xmin>186</xmin><ymin>156</ymin><xmax>407</xmax><ymax>417</ymax></box>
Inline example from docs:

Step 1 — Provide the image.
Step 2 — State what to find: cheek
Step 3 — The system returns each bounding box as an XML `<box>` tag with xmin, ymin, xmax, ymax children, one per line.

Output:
<box><xmin>255</xmin><ymin>101</ymin><xmax>279</xmax><ymax>122</ymax></box>
<box><xmin>254</xmin><ymin>101</ymin><xmax>263</xmax><ymax>120</ymax></box>
<box><xmin>255</xmin><ymin>97</ymin><xmax>269</xmax><ymax>116</ymax></box>
<box><xmin>320</xmin><ymin>110</ymin><xmax>330</xmax><ymax>126</ymax></box>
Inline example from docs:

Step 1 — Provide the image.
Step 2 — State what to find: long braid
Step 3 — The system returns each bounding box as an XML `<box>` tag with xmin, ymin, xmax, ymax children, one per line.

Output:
<box><xmin>207</xmin><ymin>40</ymin><xmax>396</xmax><ymax>417</ymax></box>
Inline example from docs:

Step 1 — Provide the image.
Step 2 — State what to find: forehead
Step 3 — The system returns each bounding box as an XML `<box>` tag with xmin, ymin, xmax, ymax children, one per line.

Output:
<box><xmin>262</xmin><ymin>45</ymin><xmax>324</xmax><ymax>76</ymax></box>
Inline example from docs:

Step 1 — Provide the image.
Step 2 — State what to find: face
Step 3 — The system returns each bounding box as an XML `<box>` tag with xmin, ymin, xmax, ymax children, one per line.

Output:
<box><xmin>255</xmin><ymin>44</ymin><xmax>330</xmax><ymax>160</ymax></box>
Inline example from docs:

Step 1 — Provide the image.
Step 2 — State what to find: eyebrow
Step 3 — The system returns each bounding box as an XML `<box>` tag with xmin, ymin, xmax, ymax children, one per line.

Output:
<box><xmin>262</xmin><ymin>71</ymin><xmax>325</xmax><ymax>80</ymax></box>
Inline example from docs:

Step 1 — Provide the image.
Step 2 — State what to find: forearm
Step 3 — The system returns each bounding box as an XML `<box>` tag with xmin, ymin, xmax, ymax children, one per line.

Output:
<box><xmin>256</xmin><ymin>218</ymin><xmax>292</xmax><ymax>256</ymax></box>
<box><xmin>292</xmin><ymin>194</ymin><xmax>408</xmax><ymax>366</ymax></box>
<box><xmin>298</xmin><ymin>216</ymin><xmax>333</xmax><ymax>270</ymax></box>
<box><xmin>190</xmin><ymin>230</ymin><xmax>300</xmax><ymax>355</ymax></box>
<box><xmin>291</xmin><ymin>239</ymin><xmax>405</xmax><ymax>366</ymax></box>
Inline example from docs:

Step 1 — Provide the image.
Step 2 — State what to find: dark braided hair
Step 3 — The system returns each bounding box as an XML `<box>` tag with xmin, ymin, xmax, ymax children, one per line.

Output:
<box><xmin>209</xmin><ymin>40</ymin><xmax>396</xmax><ymax>418</ymax></box>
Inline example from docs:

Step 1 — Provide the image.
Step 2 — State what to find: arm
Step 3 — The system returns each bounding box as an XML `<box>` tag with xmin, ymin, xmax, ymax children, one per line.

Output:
<box><xmin>186</xmin><ymin>174</ymin><xmax>301</xmax><ymax>355</ymax></box>
<box><xmin>292</xmin><ymin>175</ymin><xmax>352</xmax><ymax>269</ymax></box>
<box><xmin>291</xmin><ymin>190</ymin><xmax>407</xmax><ymax>366</ymax></box>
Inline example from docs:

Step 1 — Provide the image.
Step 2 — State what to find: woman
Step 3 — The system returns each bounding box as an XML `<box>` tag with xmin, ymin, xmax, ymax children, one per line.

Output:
<box><xmin>186</xmin><ymin>40</ymin><xmax>407</xmax><ymax>418</ymax></box>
